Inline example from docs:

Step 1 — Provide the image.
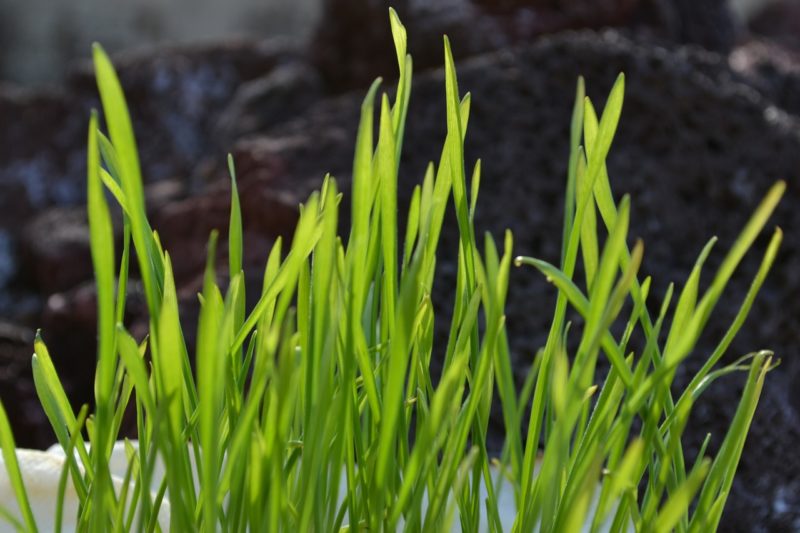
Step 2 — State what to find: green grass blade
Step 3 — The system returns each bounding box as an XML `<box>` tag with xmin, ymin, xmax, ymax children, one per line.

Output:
<box><xmin>378</xmin><ymin>94</ymin><xmax>399</xmax><ymax>341</ymax></box>
<box><xmin>99</xmin><ymin>168</ymin><xmax>129</xmax><ymax>215</ymax></box>
<box><xmin>403</xmin><ymin>185</ymin><xmax>421</xmax><ymax>268</ymax></box>
<box><xmin>56</xmin><ymin>405</ymin><xmax>90</xmax><ymax>533</ymax></box>
<box><xmin>93</xmin><ymin>44</ymin><xmax>163</xmax><ymax>318</ymax></box>
<box><xmin>653</xmin><ymin>459</ymin><xmax>711</xmax><ymax>533</ymax></box>
<box><xmin>584</xmin><ymin>74</ymin><xmax>624</xmax><ymax>186</ymax></box>
<box><xmin>562</xmin><ymin>76</ymin><xmax>585</xmax><ymax>263</ymax></box>
<box><xmin>87</xmin><ymin>109</ymin><xmax>117</xmax><ymax>441</ymax></box>
<box><xmin>375</xmin><ymin>257</ymin><xmax>423</xmax><ymax>492</ymax></box>
<box><xmin>116</xmin><ymin>327</ymin><xmax>156</xmax><ymax>416</ymax></box>
<box><xmin>31</xmin><ymin>335</ymin><xmax>92</xmax><ymax>476</ymax></box>
<box><xmin>0</xmin><ymin>401</ymin><xmax>38</xmax><ymax>532</ymax></box>
<box><xmin>14</xmin><ymin>15</ymin><xmax>779</xmax><ymax>532</ymax></box>
<box><xmin>690</xmin><ymin>352</ymin><xmax>773</xmax><ymax>531</ymax></box>
<box><xmin>576</xmin><ymin>151</ymin><xmax>598</xmax><ymax>290</ymax></box>
<box><xmin>681</xmin><ymin>227</ymin><xmax>782</xmax><ymax>401</ymax></box>
<box><xmin>666</xmin><ymin>181</ymin><xmax>785</xmax><ymax>369</ymax></box>
<box><xmin>196</xmin><ymin>232</ymin><xmax>224</xmax><ymax>530</ymax></box>
<box><xmin>443</xmin><ymin>36</ymin><xmax>477</xmax><ymax>294</ymax></box>
<box><xmin>227</xmin><ymin>155</ymin><xmax>243</xmax><ymax>279</ymax></box>
<box><xmin>156</xmin><ymin>254</ymin><xmax>188</xmax><ymax>437</ymax></box>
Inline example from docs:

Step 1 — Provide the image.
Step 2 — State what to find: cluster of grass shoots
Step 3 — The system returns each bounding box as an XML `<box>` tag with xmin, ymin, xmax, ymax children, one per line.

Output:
<box><xmin>0</xmin><ymin>9</ymin><xmax>785</xmax><ymax>532</ymax></box>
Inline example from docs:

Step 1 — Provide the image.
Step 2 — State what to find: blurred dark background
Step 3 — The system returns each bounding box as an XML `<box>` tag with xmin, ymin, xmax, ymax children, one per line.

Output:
<box><xmin>0</xmin><ymin>0</ymin><xmax>788</xmax><ymax>87</ymax></box>
<box><xmin>0</xmin><ymin>0</ymin><xmax>320</xmax><ymax>86</ymax></box>
<box><xmin>1</xmin><ymin>1</ymin><xmax>800</xmax><ymax>531</ymax></box>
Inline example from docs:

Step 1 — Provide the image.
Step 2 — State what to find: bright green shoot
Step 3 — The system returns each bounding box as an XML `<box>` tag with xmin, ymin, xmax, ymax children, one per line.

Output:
<box><xmin>0</xmin><ymin>8</ymin><xmax>784</xmax><ymax>533</ymax></box>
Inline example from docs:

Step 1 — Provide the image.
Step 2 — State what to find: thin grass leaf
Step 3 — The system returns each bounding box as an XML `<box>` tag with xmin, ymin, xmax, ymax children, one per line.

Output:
<box><xmin>653</xmin><ymin>459</ymin><xmax>710</xmax><ymax>533</ymax></box>
<box><xmin>31</xmin><ymin>335</ymin><xmax>92</xmax><ymax>477</ymax></box>
<box><xmin>684</xmin><ymin>227</ymin><xmax>782</xmax><ymax>393</ymax></box>
<box><xmin>93</xmin><ymin>43</ymin><xmax>163</xmax><ymax>318</ymax></box>
<box><xmin>562</xmin><ymin>76</ymin><xmax>585</xmax><ymax>263</ymax></box>
<box><xmin>690</xmin><ymin>352</ymin><xmax>773</xmax><ymax>531</ymax></box>
<box><xmin>197</xmin><ymin>232</ymin><xmax>224</xmax><ymax>530</ymax></box>
<box><xmin>55</xmin><ymin>405</ymin><xmax>90</xmax><ymax>533</ymax></box>
<box><xmin>0</xmin><ymin>401</ymin><xmax>38</xmax><ymax>532</ymax></box>
<box><xmin>227</xmin><ymin>155</ymin><xmax>243</xmax><ymax>279</ymax></box>
<box><xmin>87</xmin><ymin>109</ymin><xmax>118</xmax><ymax>465</ymax></box>
<box><xmin>666</xmin><ymin>182</ymin><xmax>785</xmax><ymax>369</ymax></box>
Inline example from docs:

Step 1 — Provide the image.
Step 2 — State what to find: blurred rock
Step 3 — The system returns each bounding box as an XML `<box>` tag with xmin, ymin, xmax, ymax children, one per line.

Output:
<box><xmin>152</xmin><ymin>194</ymin><xmax>230</xmax><ymax>285</ymax></box>
<box><xmin>16</xmin><ymin>179</ymin><xmax>185</xmax><ymax>296</ymax></box>
<box><xmin>0</xmin><ymin>87</ymin><xmax>86</xmax><ymax>227</ymax></box>
<box><xmin>749</xmin><ymin>0</ymin><xmax>800</xmax><ymax>48</ymax></box>
<box><xmin>37</xmin><ymin>279</ymin><xmax>148</xmax><ymax>442</ymax></box>
<box><xmin>311</xmin><ymin>0</ymin><xmax>738</xmax><ymax>91</ymax></box>
<box><xmin>311</xmin><ymin>0</ymin><xmax>505</xmax><ymax>91</ymax></box>
<box><xmin>41</xmin><ymin>282</ymin><xmax>102</xmax><ymax>392</ymax></box>
<box><xmin>0</xmin><ymin>321</ymin><xmax>51</xmax><ymax>449</ymax></box>
<box><xmin>68</xmin><ymin>39</ymin><xmax>303</xmax><ymax>187</ymax></box>
<box><xmin>476</xmin><ymin>0</ymin><xmax>738</xmax><ymax>52</ymax></box>
<box><xmin>0</xmin><ymin>37</ymin><xmax>305</xmax><ymax>304</ymax></box>
<box><xmin>730</xmin><ymin>38</ymin><xmax>800</xmax><ymax>117</ymax></box>
<box><xmin>152</xmin><ymin>172</ymin><xmax>297</xmax><ymax>286</ymax></box>
<box><xmin>19</xmin><ymin>207</ymin><xmax>93</xmax><ymax>295</ymax></box>
<box><xmin>0</xmin><ymin>36</ymin><xmax>312</xmax><ymax>410</ymax></box>
<box><xmin>730</xmin><ymin>0</ymin><xmax>800</xmax><ymax>125</ymax></box>
<box><xmin>659</xmin><ymin>0</ymin><xmax>738</xmax><ymax>52</ymax></box>
<box><xmin>216</xmin><ymin>61</ymin><xmax>324</xmax><ymax>143</ymax></box>
<box><xmin>0</xmin><ymin>289</ymin><xmax>41</xmax><ymax>329</ymax></box>
<box><xmin>0</xmin><ymin>229</ymin><xmax>16</xmax><ymax>290</ymax></box>
<box><xmin>144</xmin><ymin>177</ymin><xmax>188</xmax><ymax>211</ymax></box>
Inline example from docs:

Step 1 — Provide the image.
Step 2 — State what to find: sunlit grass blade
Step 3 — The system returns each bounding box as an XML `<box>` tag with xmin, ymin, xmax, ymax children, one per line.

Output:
<box><xmin>443</xmin><ymin>36</ymin><xmax>477</xmax><ymax>294</ymax></box>
<box><xmin>514</xmin><ymin>256</ymin><xmax>634</xmax><ymax>387</ymax></box>
<box><xmin>562</xmin><ymin>76</ymin><xmax>585</xmax><ymax>263</ymax></box>
<box><xmin>378</xmin><ymin>94</ymin><xmax>399</xmax><ymax>342</ymax></box>
<box><xmin>664</xmin><ymin>181</ymin><xmax>785</xmax><ymax>369</ymax></box>
<box><xmin>196</xmin><ymin>231</ymin><xmax>224</xmax><ymax>530</ymax></box>
<box><xmin>0</xmin><ymin>401</ymin><xmax>38</xmax><ymax>532</ymax></box>
<box><xmin>154</xmin><ymin>254</ymin><xmax>196</xmax><ymax>529</ymax></box>
<box><xmin>227</xmin><ymin>155</ymin><xmax>245</xmax><ymax>341</ymax></box>
<box><xmin>686</xmin><ymin>227</ymin><xmax>782</xmax><ymax>383</ymax></box>
<box><xmin>87</xmin><ymin>109</ymin><xmax>118</xmax><ymax>478</ymax></box>
<box><xmin>375</xmin><ymin>257</ymin><xmax>424</xmax><ymax>495</ymax></box>
<box><xmin>403</xmin><ymin>185</ymin><xmax>421</xmax><ymax>268</ymax></box>
<box><xmin>93</xmin><ymin>43</ymin><xmax>163</xmax><ymax>318</ymax></box>
<box><xmin>576</xmin><ymin>152</ymin><xmax>598</xmax><ymax>290</ymax></box>
<box><xmin>231</xmin><ymin>193</ymin><xmax>321</xmax><ymax>354</ymax></box>
<box><xmin>653</xmin><ymin>458</ymin><xmax>711</xmax><ymax>533</ymax></box>
<box><xmin>31</xmin><ymin>335</ymin><xmax>92</xmax><ymax>477</ymax></box>
<box><xmin>695</xmin><ymin>181</ymin><xmax>785</xmax><ymax>315</ymax></box>
<box><xmin>690</xmin><ymin>352</ymin><xmax>773</xmax><ymax>531</ymax></box>
<box><xmin>56</xmin><ymin>405</ymin><xmax>90</xmax><ymax>533</ymax></box>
